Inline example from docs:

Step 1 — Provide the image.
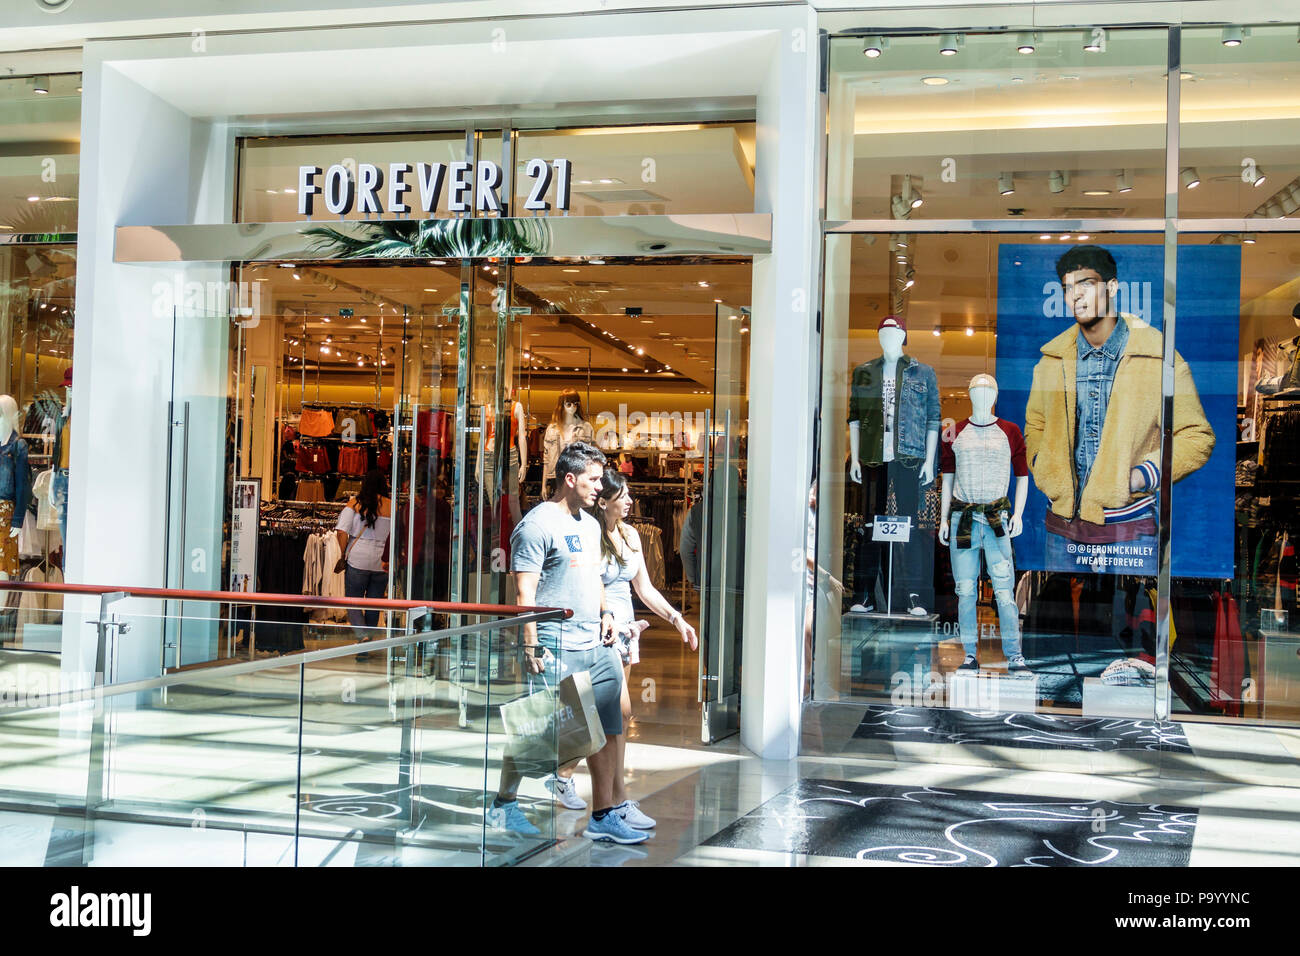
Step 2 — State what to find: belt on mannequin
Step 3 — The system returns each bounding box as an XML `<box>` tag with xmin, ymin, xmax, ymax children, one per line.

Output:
<box><xmin>951</xmin><ymin>496</ymin><xmax>1011</xmax><ymax>549</ymax></box>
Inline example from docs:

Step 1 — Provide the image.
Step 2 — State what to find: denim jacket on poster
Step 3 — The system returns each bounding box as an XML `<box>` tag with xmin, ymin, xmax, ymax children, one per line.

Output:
<box><xmin>0</xmin><ymin>434</ymin><xmax>30</xmax><ymax>525</ymax></box>
<box><xmin>848</xmin><ymin>355</ymin><xmax>941</xmax><ymax>466</ymax></box>
<box><xmin>1074</xmin><ymin>318</ymin><xmax>1129</xmax><ymax>492</ymax></box>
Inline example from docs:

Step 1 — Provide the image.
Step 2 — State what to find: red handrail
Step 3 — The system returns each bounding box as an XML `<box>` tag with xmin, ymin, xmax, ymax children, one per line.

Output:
<box><xmin>0</xmin><ymin>580</ymin><xmax>572</xmax><ymax>618</ymax></box>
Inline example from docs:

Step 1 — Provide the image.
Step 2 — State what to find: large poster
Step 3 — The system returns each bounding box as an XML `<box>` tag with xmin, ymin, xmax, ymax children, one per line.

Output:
<box><xmin>995</xmin><ymin>243</ymin><xmax>1238</xmax><ymax>579</ymax></box>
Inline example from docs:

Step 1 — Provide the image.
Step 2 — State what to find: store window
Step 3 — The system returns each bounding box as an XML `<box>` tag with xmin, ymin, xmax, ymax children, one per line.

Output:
<box><xmin>825</xmin><ymin>30</ymin><xmax>1166</xmax><ymax>220</ymax></box>
<box><xmin>1185</xmin><ymin>230</ymin><xmax>1300</xmax><ymax>723</ymax></box>
<box><xmin>815</xmin><ymin>24</ymin><xmax>1300</xmax><ymax>733</ymax></box>
<box><xmin>0</xmin><ymin>72</ymin><xmax>79</xmax><ymax>608</ymax></box>
<box><xmin>1179</xmin><ymin>25</ymin><xmax>1300</xmax><ymax>219</ymax></box>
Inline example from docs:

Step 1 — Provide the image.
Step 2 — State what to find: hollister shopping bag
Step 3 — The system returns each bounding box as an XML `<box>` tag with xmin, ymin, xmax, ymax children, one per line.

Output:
<box><xmin>499</xmin><ymin>670</ymin><xmax>606</xmax><ymax>778</ymax></box>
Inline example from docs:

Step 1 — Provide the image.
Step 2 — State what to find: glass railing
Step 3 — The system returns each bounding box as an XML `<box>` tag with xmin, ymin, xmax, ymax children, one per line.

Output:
<box><xmin>0</xmin><ymin>583</ymin><xmax>572</xmax><ymax>867</ymax></box>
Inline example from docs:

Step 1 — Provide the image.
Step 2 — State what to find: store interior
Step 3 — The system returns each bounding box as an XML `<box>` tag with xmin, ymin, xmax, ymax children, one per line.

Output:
<box><xmin>227</xmin><ymin>255</ymin><xmax>752</xmax><ymax>740</ymax></box>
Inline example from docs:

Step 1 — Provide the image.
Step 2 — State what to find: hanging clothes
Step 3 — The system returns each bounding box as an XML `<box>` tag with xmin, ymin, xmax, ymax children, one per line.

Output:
<box><xmin>1210</xmin><ymin>591</ymin><xmax>1246</xmax><ymax>718</ymax></box>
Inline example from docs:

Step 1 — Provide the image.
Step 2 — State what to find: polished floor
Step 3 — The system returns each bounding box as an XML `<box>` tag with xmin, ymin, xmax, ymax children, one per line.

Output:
<box><xmin>2</xmin><ymin>632</ymin><xmax>1299</xmax><ymax>866</ymax></box>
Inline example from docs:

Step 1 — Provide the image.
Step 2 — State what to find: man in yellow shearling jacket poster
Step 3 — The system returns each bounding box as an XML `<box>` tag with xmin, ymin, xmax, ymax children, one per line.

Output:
<box><xmin>1024</xmin><ymin>245</ymin><xmax>1215</xmax><ymax>574</ymax></box>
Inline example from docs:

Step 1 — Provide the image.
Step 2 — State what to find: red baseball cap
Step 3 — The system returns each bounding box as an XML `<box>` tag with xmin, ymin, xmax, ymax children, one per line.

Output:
<box><xmin>878</xmin><ymin>315</ymin><xmax>907</xmax><ymax>341</ymax></box>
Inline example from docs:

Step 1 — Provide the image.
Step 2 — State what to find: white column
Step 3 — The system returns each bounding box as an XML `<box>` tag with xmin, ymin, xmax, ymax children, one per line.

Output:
<box><xmin>741</xmin><ymin>7</ymin><xmax>821</xmax><ymax>760</ymax></box>
<box><xmin>67</xmin><ymin>48</ymin><xmax>231</xmax><ymax>683</ymax></box>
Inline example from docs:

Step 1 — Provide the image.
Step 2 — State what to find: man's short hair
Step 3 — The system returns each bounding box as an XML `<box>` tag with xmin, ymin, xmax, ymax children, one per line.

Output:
<box><xmin>1056</xmin><ymin>244</ymin><xmax>1118</xmax><ymax>283</ymax></box>
<box><xmin>556</xmin><ymin>441</ymin><xmax>606</xmax><ymax>480</ymax></box>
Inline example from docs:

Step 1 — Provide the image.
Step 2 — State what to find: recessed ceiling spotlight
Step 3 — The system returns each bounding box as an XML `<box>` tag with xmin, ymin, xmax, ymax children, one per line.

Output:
<box><xmin>1116</xmin><ymin>169</ymin><xmax>1134</xmax><ymax>193</ymax></box>
<box><xmin>1015</xmin><ymin>32</ymin><xmax>1036</xmax><ymax>55</ymax></box>
<box><xmin>31</xmin><ymin>75</ymin><xmax>49</xmax><ymax>95</ymax></box>
<box><xmin>1082</xmin><ymin>189</ymin><xmax>1111</xmax><ymax>196</ymax></box>
<box><xmin>932</xmin><ymin>328</ymin><xmax>941</xmax><ymax>337</ymax></box>
<box><xmin>921</xmin><ymin>75</ymin><xmax>949</xmax><ymax>86</ymax></box>
<box><xmin>998</xmin><ymin>171</ymin><xmax>1015</xmax><ymax>196</ymax></box>
<box><xmin>965</xmin><ymin>327</ymin><xmax>974</xmax><ymax>336</ymax></box>
<box><xmin>1180</xmin><ymin>167</ymin><xmax>1201</xmax><ymax>189</ymax></box>
<box><xmin>863</xmin><ymin>36</ymin><xmax>887</xmax><ymax>58</ymax></box>
<box><xmin>939</xmin><ymin>33</ymin><xmax>961</xmax><ymax>56</ymax></box>
<box><xmin>1221</xmin><ymin>26</ymin><xmax>1246</xmax><ymax>47</ymax></box>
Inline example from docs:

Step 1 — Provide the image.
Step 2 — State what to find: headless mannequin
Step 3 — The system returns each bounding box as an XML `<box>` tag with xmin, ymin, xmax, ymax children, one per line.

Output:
<box><xmin>1255</xmin><ymin>307</ymin><xmax>1300</xmax><ymax>396</ymax></box>
<box><xmin>0</xmin><ymin>396</ymin><xmax>25</xmax><ymax>582</ymax></box>
<box><xmin>847</xmin><ymin>326</ymin><xmax>938</xmax><ymax>614</ymax></box>
<box><xmin>939</xmin><ymin>382</ymin><xmax>1028</xmax><ymax>544</ymax></box>
<box><xmin>506</xmin><ymin>387</ymin><xmax>527</xmax><ymax>525</ymax></box>
<box><xmin>849</xmin><ymin>327</ymin><xmax>938</xmax><ymax>485</ymax></box>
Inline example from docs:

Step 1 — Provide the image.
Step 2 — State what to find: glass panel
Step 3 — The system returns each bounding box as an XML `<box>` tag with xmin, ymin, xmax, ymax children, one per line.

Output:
<box><xmin>166</xmin><ymin>304</ymin><xmax>238</xmax><ymax>668</ymax></box>
<box><xmin>1181</xmin><ymin>230</ymin><xmax>1300</xmax><ymax>727</ymax></box>
<box><xmin>826</xmin><ymin>30</ymin><xmax>1167</xmax><ymax>220</ymax></box>
<box><xmin>0</xmin><ymin>72</ymin><xmax>80</xmax><ymax>234</ymax></box>
<box><xmin>815</xmin><ymin>233</ymin><xmax>1198</xmax><ymax>740</ymax></box>
<box><xmin>700</xmin><ymin>303</ymin><xmax>748</xmax><ymax>742</ymax></box>
<box><xmin>1179</xmin><ymin>26</ymin><xmax>1300</xmax><ymax>219</ymax></box>
<box><xmin>237</xmin><ymin>132</ymin><xmax>469</xmax><ymax>222</ymax></box>
<box><xmin>513</xmin><ymin>122</ymin><xmax>755</xmax><ymax>216</ymax></box>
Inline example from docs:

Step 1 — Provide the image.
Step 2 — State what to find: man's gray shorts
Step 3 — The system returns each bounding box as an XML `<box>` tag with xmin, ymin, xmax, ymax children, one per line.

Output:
<box><xmin>540</xmin><ymin>642</ymin><xmax>624</xmax><ymax>737</ymax></box>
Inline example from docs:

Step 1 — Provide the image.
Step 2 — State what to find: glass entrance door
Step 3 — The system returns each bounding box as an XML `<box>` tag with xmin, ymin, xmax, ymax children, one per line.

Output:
<box><xmin>699</xmin><ymin>303</ymin><xmax>749</xmax><ymax>743</ymax></box>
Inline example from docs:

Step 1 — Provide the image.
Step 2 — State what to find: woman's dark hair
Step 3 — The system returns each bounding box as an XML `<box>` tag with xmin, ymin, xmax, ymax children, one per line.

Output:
<box><xmin>589</xmin><ymin>468</ymin><xmax>639</xmax><ymax>566</ymax></box>
<box><xmin>356</xmin><ymin>468</ymin><xmax>387</xmax><ymax>528</ymax></box>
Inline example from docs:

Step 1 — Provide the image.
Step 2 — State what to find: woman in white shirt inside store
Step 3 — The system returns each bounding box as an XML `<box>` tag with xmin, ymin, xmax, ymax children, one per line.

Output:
<box><xmin>543</xmin><ymin>467</ymin><xmax>697</xmax><ymax>826</ymax></box>
<box><xmin>335</xmin><ymin>468</ymin><xmax>392</xmax><ymax>660</ymax></box>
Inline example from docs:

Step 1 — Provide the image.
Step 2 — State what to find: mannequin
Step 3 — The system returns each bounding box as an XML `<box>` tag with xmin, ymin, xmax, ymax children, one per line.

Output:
<box><xmin>847</xmin><ymin>315</ymin><xmax>940</xmax><ymax>615</ymax></box>
<box><xmin>0</xmin><ymin>395</ymin><xmax>30</xmax><ymax>582</ymax></box>
<box><xmin>1255</xmin><ymin>301</ymin><xmax>1300</xmax><ymax>396</ymax></box>
<box><xmin>541</xmin><ymin>387</ymin><xmax>595</xmax><ymax>499</ymax></box>
<box><xmin>50</xmin><ymin>367</ymin><xmax>71</xmax><ymax>557</ymax></box>
<box><xmin>938</xmin><ymin>373</ymin><xmax>1031</xmax><ymax>673</ymax></box>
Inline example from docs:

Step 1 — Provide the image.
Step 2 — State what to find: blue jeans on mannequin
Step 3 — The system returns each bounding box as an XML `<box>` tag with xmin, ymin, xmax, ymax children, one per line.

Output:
<box><xmin>949</xmin><ymin>513</ymin><xmax>1022</xmax><ymax>659</ymax></box>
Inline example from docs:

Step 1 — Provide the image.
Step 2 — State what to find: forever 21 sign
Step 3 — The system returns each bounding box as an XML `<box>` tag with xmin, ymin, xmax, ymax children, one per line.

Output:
<box><xmin>298</xmin><ymin>159</ymin><xmax>572</xmax><ymax>216</ymax></box>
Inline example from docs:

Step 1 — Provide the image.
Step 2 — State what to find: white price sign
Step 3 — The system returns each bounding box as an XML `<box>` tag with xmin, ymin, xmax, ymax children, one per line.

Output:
<box><xmin>872</xmin><ymin>515</ymin><xmax>911</xmax><ymax>543</ymax></box>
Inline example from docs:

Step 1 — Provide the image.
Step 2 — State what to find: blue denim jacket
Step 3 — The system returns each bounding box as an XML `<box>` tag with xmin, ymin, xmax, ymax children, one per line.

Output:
<box><xmin>848</xmin><ymin>355</ymin><xmax>941</xmax><ymax>465</ymax></box>
<box><xmin>0</xmin><ymin>434</ymin><xmax>29</xmax><ymax>525</ymax></box>
<box><xmin>1074</xmin><ymin>318</ymin><xmax>1129</xmax><ymax>491</ymax></box>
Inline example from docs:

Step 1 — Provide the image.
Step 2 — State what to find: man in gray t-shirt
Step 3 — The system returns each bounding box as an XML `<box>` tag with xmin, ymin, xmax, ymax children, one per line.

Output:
<box><xmin>509</xmin><ymin>500</ymin><xmax>603</xmax><ymax>650</ymax></box>
<box><xmin>488</xmin><ymin>441</ymin><xmax>649</xmax><ymax>845</ymax></box>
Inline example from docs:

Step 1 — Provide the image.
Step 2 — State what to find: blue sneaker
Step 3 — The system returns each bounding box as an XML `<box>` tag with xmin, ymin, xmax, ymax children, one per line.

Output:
<box><xmin>487</xmin><ymin>800</ymin><xmax>540</xmax><ymax>836</ymax></box>
<box><xmin>583</xmin><ymin>810</ymin><xmax>649</xmax><ymax>844</ymax></box>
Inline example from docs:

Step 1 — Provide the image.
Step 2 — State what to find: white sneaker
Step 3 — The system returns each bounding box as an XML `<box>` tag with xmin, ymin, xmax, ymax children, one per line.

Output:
<box><xmin>613</xmin><ymin>799</ymin><xmax>656</xmax><ymax>829</ymax></box>
<box><xmin>544</xmin><ymin>773</ymin><xmax>587</xmax><ymax>810</ymax></box>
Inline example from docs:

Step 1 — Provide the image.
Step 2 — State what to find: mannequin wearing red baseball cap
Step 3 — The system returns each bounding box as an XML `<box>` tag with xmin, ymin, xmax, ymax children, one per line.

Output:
<box><xmin>846</xmin><ymin>315</ymin><xmax>940</xmax><ymax>615</ymax></box>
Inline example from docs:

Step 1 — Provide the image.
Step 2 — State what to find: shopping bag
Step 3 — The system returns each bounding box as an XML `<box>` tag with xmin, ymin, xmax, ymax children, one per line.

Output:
<box><xmin>499</xmin><ymin>670</ymin><xmax>607</xmax><ymax>778</ymax></box>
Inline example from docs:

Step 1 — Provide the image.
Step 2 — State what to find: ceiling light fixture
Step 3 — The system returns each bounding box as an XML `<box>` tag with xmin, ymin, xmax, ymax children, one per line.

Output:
<box><xmin>904</xmin><ymin>174</ymin><xmax>923</xmax><ymax>209</ymax></box>
<box><xmin>965</xmin><ymin>327</ymin><xmax>974</xmax><ymax>337</ymax></box>
<box><xmin>1016</xmin><ymin>32</ymin><xmax>1036</xmax><ymax>54</ymax></box>
<box><xmin>1221</xmin><ymin>26</ymin><xmax>1246</xmax><ymax>47</ymax></box>
<box><xmin>920</xmin><ymin>75</ymin><xmax>949</xmax><ymax>86</ymax></box>
<box><xmin>939</xmin><ymin>33</ymin><xmax>961</xmax><ymax>56</ymax></box>
<box><xmin>1116</xmin><ymin>169</ymin><xmax>1134</xmax><ymax>193</ymax></box>
<box><xmin>932</xmin><ymin>328</ymin><xmax>941</xmax><ymax>337</ymax></box>
<box><xmin>1082</xmin><ymin>189</ymin><xmax>1111</xmax><ymax>197</ymax></box>
<box><xmin>1049</xmin><ymin>170</ymin><xmax>1070</xmax><ymax>194</ymax></box>
<box><xmin>863</xmin><ymin>36</ymin><xmax>887</xmax><ymax>58</ymax></box>
<box><xmin>31</xmin><ymin>75</ymin><xmax>49</xmax><ymax>95</ymax></box>
<box><xmin>1083</xmin><ymin>29</ymin><xmax>1105</xmax><ymax>53</ymax></box>
<box><xmin>999</xmin><ymin>171</ymin><xmax>1015</xmax><ymax>196</ymax></box>
<box><xmin>1253</xmin><ymin>166</ymin><xmax>1267</xmax><ymax>188</ymax></box>
<box><xmin>1180</xmin><ymin>167</ymin><xmax>1201</xmax><ymax>189</ymax></box>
